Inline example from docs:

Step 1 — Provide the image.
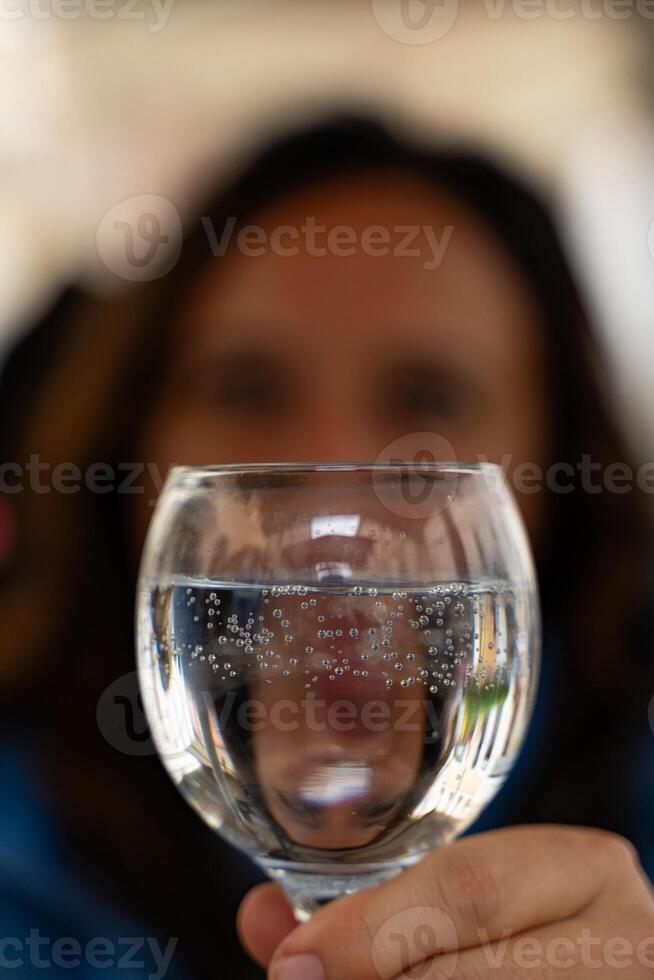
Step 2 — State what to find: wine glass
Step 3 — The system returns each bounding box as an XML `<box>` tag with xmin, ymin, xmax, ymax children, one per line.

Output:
<box><xmin>137</xmin><ymin>462</ymin><xmax>539</xmax><ymax>921</ymax></box>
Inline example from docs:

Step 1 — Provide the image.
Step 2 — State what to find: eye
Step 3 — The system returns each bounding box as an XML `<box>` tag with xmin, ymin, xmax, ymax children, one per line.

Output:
<box><xmin>381</xmin><ymin>360</ymin><xmax>480</xmax><ymax>422</ymax></box>
<box><xmin>175</xmin><ymin>349</ymin><xmax>291</xmax><ymax>415</ymax></box>
<box><xmin>211</xmin><ymin>373</ymin><xmax>278</xmax><ymax>412</ymax></box>
<box><xmin>392</xmin><ymin>382</ymin><xmax>457</xmax><ymax>418</ymax></box>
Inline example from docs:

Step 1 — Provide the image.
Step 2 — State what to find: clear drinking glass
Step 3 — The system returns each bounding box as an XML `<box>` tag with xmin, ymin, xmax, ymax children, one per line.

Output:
<box><xmin>137</xmin><ymin>462</ymin><xmax>540</xmax><ymax>920</ymax></box>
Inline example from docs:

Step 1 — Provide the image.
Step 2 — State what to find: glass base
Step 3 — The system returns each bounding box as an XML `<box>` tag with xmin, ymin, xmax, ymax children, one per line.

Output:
<box><xmin>260</xmin><ymin>860</ymin><xmax>412</xmax><ymax>922</ymax></box>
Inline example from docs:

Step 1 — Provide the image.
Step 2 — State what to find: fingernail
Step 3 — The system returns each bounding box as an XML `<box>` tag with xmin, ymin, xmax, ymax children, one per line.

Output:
<box><xmin>272</xmin><ymin>953</ymin><xmax>325</xmax><ymax>980</ymax></box>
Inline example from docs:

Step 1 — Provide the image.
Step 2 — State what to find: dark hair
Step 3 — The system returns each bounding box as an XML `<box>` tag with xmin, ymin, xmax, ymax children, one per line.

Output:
<box><xmin>1</xmin><ymin>114</ymin><xmax>652</xmax><ymax>976</ymax></box>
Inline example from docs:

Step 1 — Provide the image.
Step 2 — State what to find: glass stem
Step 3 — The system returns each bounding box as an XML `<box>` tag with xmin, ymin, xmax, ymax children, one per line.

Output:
<box><xmin>267</xmin><ymin>866</ymin><xmax>403</xmax><ymax>922</ymax></box>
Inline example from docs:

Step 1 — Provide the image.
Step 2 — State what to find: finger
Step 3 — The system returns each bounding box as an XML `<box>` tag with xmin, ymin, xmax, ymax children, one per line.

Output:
<box><xmin>237</xmin><ymin>883</ymin><xmax>298</xmax><ymax>968</ymax></box>
<box><xmin>393</xmin><ymin>924</ymin><xmax>578</xmax><ymax>980</ymax></box>
<box><xmin>268</xmin><ymin>826</ymin><xmax>633</xmax><ymax>980</ymax></box>
<box><xmin>396</xmin><ymin>914</ymin><xmax>654</xmax><ymax>980</ymax></box>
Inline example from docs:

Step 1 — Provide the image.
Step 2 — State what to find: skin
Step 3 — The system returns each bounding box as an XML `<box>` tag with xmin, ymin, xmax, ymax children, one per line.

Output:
<box><xmin>139</xmin><ymin>172</ymin><xmax>654</xmax><ymax>977</ymax></box>
<box><xmin>138</xmin><ymin>171</ymin><xmax>550</xmax><ymax>543</ymax></box>
<box><xmin>239</xmin><ymin>827</ymin><xmax>654</xmax><ymax>978</ymax></box>
<box><xmin>250</xmin><ymin>590</ymin><xmax>427</xmax><ymax>850</ymax></box>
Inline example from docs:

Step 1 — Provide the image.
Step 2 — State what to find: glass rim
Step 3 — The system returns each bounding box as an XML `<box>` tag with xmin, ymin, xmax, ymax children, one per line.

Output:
<box><xmin>169</xmin><ymin>461</ymin><xmax>503</xmax><ymax>477</ymax></box>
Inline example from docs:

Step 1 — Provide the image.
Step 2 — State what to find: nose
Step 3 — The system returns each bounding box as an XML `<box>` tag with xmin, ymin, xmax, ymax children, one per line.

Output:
<box><xmin>268</xmin><ymin>401</ymin><xmax>386</xmax><ymax>464</ymax></box>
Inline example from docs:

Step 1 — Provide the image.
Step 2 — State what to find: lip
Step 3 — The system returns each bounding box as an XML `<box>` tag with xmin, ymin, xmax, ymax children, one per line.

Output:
<box><xmin>309</xmin><ymin>655</ymin><xmax>390</xmax><ymax>742</ymax></box>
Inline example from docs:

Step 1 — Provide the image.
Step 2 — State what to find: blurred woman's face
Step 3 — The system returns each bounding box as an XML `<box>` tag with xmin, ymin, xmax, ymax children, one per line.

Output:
<box><xmin>139</xmin><ymin>170</ymin><xmax>550</xmax><ymax>544</ymax></box>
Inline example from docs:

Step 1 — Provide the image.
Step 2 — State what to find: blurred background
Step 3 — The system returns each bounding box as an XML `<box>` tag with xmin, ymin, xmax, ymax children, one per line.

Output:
<box><xmin>2</xmin><ymin>0</ymin><xmax>654</xmax><ymax>453</ymax></box>
<box><xmin>1</xmin><ymin>4</ymin><xmax>654</xmax><ymax>977</ymax></box>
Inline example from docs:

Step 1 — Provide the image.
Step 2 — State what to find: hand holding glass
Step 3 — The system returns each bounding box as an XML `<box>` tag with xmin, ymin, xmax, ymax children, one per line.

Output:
<box><xmin>137</xmin><ymin>463</ymin><xmax>539</xmax><ymax>920</ymax></box>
